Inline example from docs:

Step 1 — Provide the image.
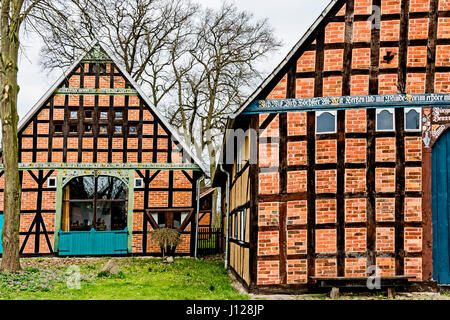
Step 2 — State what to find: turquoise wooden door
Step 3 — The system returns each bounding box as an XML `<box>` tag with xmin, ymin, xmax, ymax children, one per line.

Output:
<box><xmin>432</xmin><ymin>130</ymin><xmax>450</xmax><ymax>284</ymax></box>
<box><xmin>58</xmin><ymin>228</ymin><xmax>128</xmax><ymax>256</ymax></box>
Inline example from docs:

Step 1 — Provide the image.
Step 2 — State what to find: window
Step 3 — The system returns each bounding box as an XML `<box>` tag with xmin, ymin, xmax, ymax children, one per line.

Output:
<box><xmin>134</xmin><ymin>178</ymin><xmax>143</xmax><ymax>188</ymax></box>
<box><xmin>85</xmin><ymin>110</ymin><xmax>93</xmax><ymax>120</ymax></box>
<box><xmin>99</xmin><ymin>125</ymin><xmax>108</xmax><ymax>135</ymax></box>
<box><xmin>157</xmin><ymin>212</ymin><xmax>166</xmax><ymax>228</ymax></box>
<box><xmin>405</xmin><ymin>108</ymin><xmax>421</xmax><ymax>131</ymax></box>
<box><xmin>47</xmin><ymin>177</ymin><xmax>57</xmax><ymax>188</ymax></box>
<box><xmin>129</xmin><ymin>125</ymin><xmax>138</xmax><ymax>135</ymax></box>
<box><xmin>91</xmin><ymin>63</ymin><xmax>107</xmax><ymax>74</ymax></box>
<box><xmin>62</xmin><ymin>175</ymin><xmax>128</xmax><ymax>232</ymax></box>
<box><xmin>316</xmin><ymin>111</ymin><xmax>337</xmax><ymax>134</ymax></box>
<box><xmin>236</xmin><ymin>142</ymin><xmax>242</xmax><ymax>174</ymax></box>
<box><xmin>70</xmin><ymin>111</ymin><xmax>78</xmax><ymax>120</ymax></box>
<box><xmin>96</xmin><ymin>63</ymin><xmax>107</xmax><ymax>73</ymax></box>
<box><xmin>234</xmin><ymin>214</ymin><xmax>239</xmax><ymax>239</ymax></box>
<box><xmin>114</xmin><ymin>125</ymin><xmax>123</xmax><ymax>134</ymax></box>
<box><xmin>54</xmin><ymin>124</ymin><xmax>63</xmax><ymax>134</ymax></box>
<box><xmin>235</xmin><ymin>136</ymin><xmax>246</xmax><ymax>174</ymax></box>
<box><xmin>99</xmin><ymin>111</ymin><xmax>108</xmax><ymax>120</ymax></box>
<box><xmin>69</xmin><ymin>124</ymin><xmax>78</xmax><ymax>134</ymax></box>
<box><xmin>115</xmin><ymin>111</ymin><xmax>123</xmax><ymax>120</ymax></box>
<box><xmin>173</xmin><ymin>212</ymin><xmax>182</xmax><ymax>229</ymax></box>
<box><xmin>240</xmin><ymin>210</ymin><xmax>246</xmax><ymax>241</ymax></box>
<box><xmin>150</xmin><ymin>209</ymin><xmax>191</xmax><ymax>229</ymax></box>
<box><xmin>376</xmin><ymin>108</ymin><xmax>395</xmax><ymax>131</ymax></box>
<box><xmin>85</xmin><ymin>124</ymin><xmax>93</xmax><ymax>134</ymax></box>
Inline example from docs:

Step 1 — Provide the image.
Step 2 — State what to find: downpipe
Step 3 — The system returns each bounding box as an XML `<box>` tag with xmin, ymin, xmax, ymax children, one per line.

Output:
<box><xmin>218</xmin><ymin>164</ymin><xmax>231</xmax><ymax>269</ymax></box>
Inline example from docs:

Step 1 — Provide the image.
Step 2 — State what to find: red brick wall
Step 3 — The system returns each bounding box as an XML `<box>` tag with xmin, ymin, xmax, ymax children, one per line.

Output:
<box><xmin>252</xmin><ymin>0</ymin><xmax>438</xmax><ymax>287</ymax></box>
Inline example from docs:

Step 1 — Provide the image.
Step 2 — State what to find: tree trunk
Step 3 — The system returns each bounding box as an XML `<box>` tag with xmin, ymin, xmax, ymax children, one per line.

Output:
<box><xmin>1</xmin><ymin>3</ymin><xmax>23</xmax><ymax>272</ymax></box>
<box><xmin>1</xmin><ymin>68</ymin><xmax>22</xmax><ymax>273</ymax></box>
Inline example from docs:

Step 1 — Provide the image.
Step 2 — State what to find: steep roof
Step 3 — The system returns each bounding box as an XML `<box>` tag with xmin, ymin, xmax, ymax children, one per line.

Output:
<box><xmin>233</xmin><ymin>0</ymin><xmax>341</xmax><ymax>117</ymax></box>
<box><xmin>18</xmin><ymin>40</ymin><xmax>207</xmax><ymax>173</ymax></box>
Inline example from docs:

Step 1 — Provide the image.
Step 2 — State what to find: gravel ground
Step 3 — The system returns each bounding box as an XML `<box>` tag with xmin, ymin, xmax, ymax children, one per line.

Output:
<box><xmin>228</xmin><ymin>272</ymin><xmax>450</xmax><ymax>300</ymax></box>
<box><xmin>249</xmin><ymin>292</ymin><xmax>450</xmax><ymax>300</ymax></box>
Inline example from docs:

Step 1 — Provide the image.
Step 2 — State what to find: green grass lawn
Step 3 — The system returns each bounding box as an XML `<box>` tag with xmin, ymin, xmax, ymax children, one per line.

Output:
<box><xmin>0</xmin><ymin>256</ymin><xmax>248</xmax><ymax>300</ymax></box>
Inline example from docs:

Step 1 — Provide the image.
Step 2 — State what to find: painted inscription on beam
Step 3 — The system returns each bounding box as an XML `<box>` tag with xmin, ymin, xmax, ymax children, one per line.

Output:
<box><xmin>244</xmin><ymin>94</ymin><xmax>450</xmax><ymax>114</ymax></box>
<box><xmin>55</xmin><ymin>88</ymin><xmax>138</xmax><ymax>96</ymax></box>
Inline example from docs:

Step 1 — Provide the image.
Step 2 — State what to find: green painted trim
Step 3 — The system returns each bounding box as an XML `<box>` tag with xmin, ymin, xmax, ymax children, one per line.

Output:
<box><xmin>55</xmin><ymin>88</ymin><xmax>138</xmax><ymax>96</ymax></box>
<box><xmin>54</xmin><ymin>170</ymin><xmax>64</xmax><ymax>252</ymax></box>
<box><xmin>80</xmin><ymin>59</ymin><xmax>114</xmax><ymax>64</ymax></box>
<box><xmin>54</xmin><ymin>169</ymin><xmax>135</xmax><ymax>254</ymax></box>
<box><xmin>127</xmin><ymin>170</ymin><xmax>135</xmax><ymax>252</ymax></box>
<box><xmin>0</xmin><ymin>162</ymin><xmax>201</xmax><ymax>171</ymax></box>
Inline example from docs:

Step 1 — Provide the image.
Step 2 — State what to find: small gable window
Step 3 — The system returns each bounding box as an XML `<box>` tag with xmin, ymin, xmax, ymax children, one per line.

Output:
<box><xmin>85</xmin><ymin>124</ymin><xmax>93</xmax><ymax>133</ymax></box>
<box><xmin>316</xmin><ymin>111</ymin><xmax>337</xmax><ymax>134</ymax></box>
<box><xmin>54</xmin><ymin>124</ymin><xmax>63</xmax><ymax>134</ymax></box>
<box><xmin>70</xmin><ymin>111</ymin><xmax>78</xmax><ymax>120</ymax></box>
<box><xmin>69</xmin><ymin>125</ymin><xmax>78</xmax><ymax>134</ymax></box>
<box><xmin>134</xmin><ymin>178</ymin><xmax>143</xmax><ymax>188</ymax></box>
<box><xmin>129</xmin><ymin>125</ymin><xmax>138</xmax><ymax>135</ymax></box>
<box><xmin>99</xmin><ymin>125</ymin><xmax>108</xmax><ymax>135</ymax></box>
<box><xmin>376</xmin><ymin>108</ymin><xmax>395</xmax><ymax>131</ymax></box>
<box><xmin>114</xmin><ymin>125</ymin><xmax>123</xmax><ymax>134</ymax></box>
<box><xmin>47</xmin><ymin>177</ymin><xmax>57</xmax><ymax>188</ymax></box>
<box><xmin>99</xmin><ymin>111</ymin><xmax>108</xmax><ymax>120</ymax></box>
<box><xmin>405</xmin><ymin>108</ymin><xmax>421</xmax><ymax>131</ymax></box>
<box><xmin>85</xmin><ymin>110</ymin><xmax>93</xmax><ymax>119</ymax></box>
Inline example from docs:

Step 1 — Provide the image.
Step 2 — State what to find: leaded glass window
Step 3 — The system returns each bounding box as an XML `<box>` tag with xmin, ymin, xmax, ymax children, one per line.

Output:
<box><xmin>62</xmin><ymin>176</ymin><xmax>127</xmax><ymax>232</ymax></box>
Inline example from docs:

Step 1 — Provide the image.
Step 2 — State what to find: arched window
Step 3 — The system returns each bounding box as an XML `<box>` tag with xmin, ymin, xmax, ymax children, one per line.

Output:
<box><xmin>405</xmin><ymin>108</ymin><xmax>421</xmax><ymax>131</ymax></box>
<box><xmin>316</xmin><ymin>111</ymin><xmax>337</xmax><ymax>134</ymax></box>
<box><xmin>62</xmin><ymin>175</ymin><xmax>128</xmax><ymax>232</ymax></box>
<box><xmin>376</xmin><ymin>108</ymin><xmax>395</xmax><ymax>131</ymax></box>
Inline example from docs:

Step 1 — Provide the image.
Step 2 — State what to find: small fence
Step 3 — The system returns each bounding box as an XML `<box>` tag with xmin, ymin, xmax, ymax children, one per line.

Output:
<box><xmin>197</xmin><ymin>227</ymin><xmax>222</xmax><ymax>256</ymax></box>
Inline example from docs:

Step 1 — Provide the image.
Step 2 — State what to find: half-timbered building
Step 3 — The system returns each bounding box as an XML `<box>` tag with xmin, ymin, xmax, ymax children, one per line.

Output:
<box><xmin>0</xmin><ymin>41</ymin><xmax>206</xmax><ymax>256</ymax></box>
<box><xmin>214</xmin><ymin>0</ymin><xmax>450</xmax><ymax>293</ymax></box>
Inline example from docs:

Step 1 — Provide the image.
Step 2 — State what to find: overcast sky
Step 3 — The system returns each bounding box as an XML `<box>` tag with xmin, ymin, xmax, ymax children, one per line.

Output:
<box><xmin>17</xmin><ymin>0</ymin><xmax>330</xmax><ymax>120</ymax></box>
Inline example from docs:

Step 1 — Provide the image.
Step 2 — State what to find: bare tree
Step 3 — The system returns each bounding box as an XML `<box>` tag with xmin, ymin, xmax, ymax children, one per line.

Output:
<box><xmin>29</xmin><ymin>0</ymin><xmax>198</xmax><ymax>109</ymax></box>
<box><xmin>1</xmin><ymin>0</ymin><xmax>44</xmax><ymax>273</ymax></box>
<box><xmin>31</xmin><ymin>0</ymin><xmax>281</xmax><ymax>178</ymax></box>
<box><xmin>168</xmin><ymin>2</ymin><xmax>282</xmax><ymax>179</ymax></box>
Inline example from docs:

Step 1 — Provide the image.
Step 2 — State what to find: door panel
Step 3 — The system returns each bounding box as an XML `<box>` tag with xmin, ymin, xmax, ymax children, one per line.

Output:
<box><xmin>432</xmin><ymin>130</ymin><xmax>450</xmax><ymax>284</ymax></box>
<box><xmin>0</xmin><ymin>214</ymin><xmax>3</xmax><ymax>254</ymax></box>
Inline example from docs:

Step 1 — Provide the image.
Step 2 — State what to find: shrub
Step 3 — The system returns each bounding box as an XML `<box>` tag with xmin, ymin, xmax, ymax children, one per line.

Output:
<box><xmin>149</xmin><ymin>228</ymin><xmax>182</xmax><ymax>258</ymax></box>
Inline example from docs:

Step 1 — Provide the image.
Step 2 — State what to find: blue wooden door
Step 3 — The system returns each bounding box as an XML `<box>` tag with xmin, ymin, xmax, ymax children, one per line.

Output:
<box><xmin>0</xmin><ymin>214</ymin><xmax>3</xmax><ymax>254</ymax></box>
<box><xmin>432</xmin><ymin>130</ymin><xmax>450</xmax><ymax>284</ymax></box>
